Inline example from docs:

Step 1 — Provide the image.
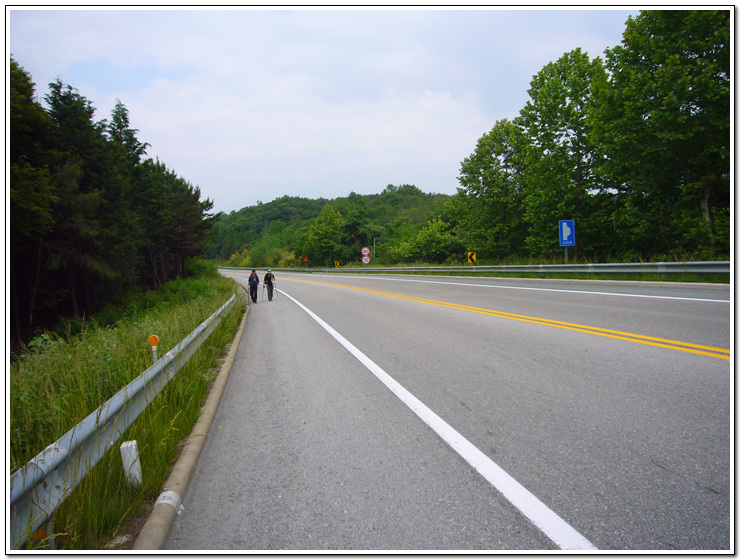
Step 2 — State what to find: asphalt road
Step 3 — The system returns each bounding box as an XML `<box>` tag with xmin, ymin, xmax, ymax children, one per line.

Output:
<box><xmin>165</xmin><ymin>271</ymin><xmax>731</xmax><ymax>551</ymax></box>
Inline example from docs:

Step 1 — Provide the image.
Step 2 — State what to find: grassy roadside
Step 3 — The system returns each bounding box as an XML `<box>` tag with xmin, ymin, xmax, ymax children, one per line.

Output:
<box><xmin>10</xmin><ymin>262</ymin><xmax>246</xmax><ymax>549</ymax></box>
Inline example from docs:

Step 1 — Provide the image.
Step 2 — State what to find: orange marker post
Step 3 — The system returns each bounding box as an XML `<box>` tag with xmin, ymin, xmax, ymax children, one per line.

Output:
<box><xmin>148</xmin><ymin>335</ymin><xmax>160</xmax><ymax>363</ymax></box>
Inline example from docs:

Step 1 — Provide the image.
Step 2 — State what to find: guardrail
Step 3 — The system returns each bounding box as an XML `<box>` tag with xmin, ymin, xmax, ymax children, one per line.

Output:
<box><xmin>9</xmin><ymin>294</ymin><xmax>236</xmax><ymax>550</ymax></box>
<box><xmin>220</xmin><ymin>261</ymin><xmax>730</xmax><ymax>276</ymax></box>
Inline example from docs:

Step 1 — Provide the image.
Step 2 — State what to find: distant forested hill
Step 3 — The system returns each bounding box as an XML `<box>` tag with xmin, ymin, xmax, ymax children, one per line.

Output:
<box><xmin>211</xmin><ymin>12</ymin><xmax>729</xmax><ymax>270</ymax></box>
<box><xmin>206</xmin><ymin>184</ymin><xmax>452</xmax><ymax>267</ymax></box>
<box><xmin>13</xmin><ymin>9</ymin><xmax>728</xmax><ymax>347</ymax></box>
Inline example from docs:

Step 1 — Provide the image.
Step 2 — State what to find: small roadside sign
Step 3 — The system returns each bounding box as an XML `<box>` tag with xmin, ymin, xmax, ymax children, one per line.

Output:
<box><xmin>467</xmin><ymin>252</ymin><xmax>477</xmax><ymax>264</ymax></box>
<box><xmin>361</xmin><ymin>247</ymin><xmax>370</xmax><ymax>256</ymax></box>
<box><xmin>362</xmin><ymin>256</ymin><xmax>371</xmax><ymax>265</ymax></box>
<box><xmin>559</xmin><ymin>220</ymin><xmax>575</xmax><ymax>247</ymax></box>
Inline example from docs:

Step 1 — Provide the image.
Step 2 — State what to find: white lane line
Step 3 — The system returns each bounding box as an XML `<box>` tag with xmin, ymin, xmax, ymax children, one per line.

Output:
<box><xmin>279</xmin><ymin>288</ymin><xmax>597</xmax><ymax>551</ymax></box>
<box><xmin>300</xmin><ymin>273</ymin><xmax>729</xmax><ymax>303</ymax></box>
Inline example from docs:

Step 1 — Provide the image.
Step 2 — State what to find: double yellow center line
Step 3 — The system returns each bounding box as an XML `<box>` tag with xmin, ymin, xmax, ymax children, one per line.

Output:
<box><xmin>284</xmin><ymin>277</ymin><xmax>730</xmax><ymax>360</ymax></box>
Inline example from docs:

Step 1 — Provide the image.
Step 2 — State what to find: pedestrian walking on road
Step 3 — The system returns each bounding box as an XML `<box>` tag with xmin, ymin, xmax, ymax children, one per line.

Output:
<box><xmin>248</xmin><ymin>269</ymin><xmax>260</xmax><ymax>303</ymax></box>
<box><xmin>264</xmin><ymin>269</ymin><xmax>276</xmax><ymax>301</ymax></box>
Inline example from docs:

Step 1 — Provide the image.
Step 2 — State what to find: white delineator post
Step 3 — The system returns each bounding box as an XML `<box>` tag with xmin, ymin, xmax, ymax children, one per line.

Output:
<box><xmin>120</xmin><ymin>440</ymin><xmax>142</xmax><ymax>486</ymax></box>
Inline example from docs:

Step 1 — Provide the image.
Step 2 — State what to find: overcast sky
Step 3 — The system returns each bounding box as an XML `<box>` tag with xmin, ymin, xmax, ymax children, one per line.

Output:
<box><xmin>8</xmin><ymin>7</ymin><xmax>638</xmax><ymax>214</ymax></box>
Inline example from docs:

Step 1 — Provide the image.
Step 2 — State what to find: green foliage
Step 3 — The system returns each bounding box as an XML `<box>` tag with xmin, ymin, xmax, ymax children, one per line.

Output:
<box><xmin>456</xmin><ymin>119</ymin><xmax>529</xmax><ymax>259</ymax></box>
<box><xmin>10</xmin><ymin>58</ymin><xmax>215</xmax><ymax>349</ymax></box>
<box><xmin>226</xmin><ymin>248</ymin><xmax>252</xmax><ymax>268</ymax></box>
<box><xmin>453</xmin><ymin>11</ymin><xmax>729</xmax><ymax>263</ymax></box>
<box><xmin>391</xmin><ymin>218</ymin><xmax>465</xmax><ymax>264</ymax></box>
<box><xmin>185</xmin><ymin>257</ymin><xmax>221</xmax><ymax>279</ymax></box>
<box><xmin>211</xmin><ymin>12</ymin><xmax>727</xmax><ymax>269</ymax></box>
<box><xmin>10</xmin><ymin>274</ymin><xmax>242</xmax><ymax>549</ymax></box>
<box><xmin>306</xmin><ymin>204</ymin><xmax>344</xmax><ymax>266</ymax></box>
<box><xmin>592</xmin><ymin>10</ymin><xmax>730</xmax><ymax>256</ymax></box>
<box><xmin>517</xmin><ymin>48</ymin><xmax>616</xmax><ymax>259</ymax></box>
<box><xmin>34</xmin><ymin>8</ymin><xmax>722</xmax><ymax>281</ymax></box>
<box><xmin>10</xmin><ymin>274</ymin><xmax>236</xmax><ymax>466</ymax></box>
<box><xmin>211</xmin><ymin>185</ymin><xmax>451</xmax><ymax>267</ymax></box>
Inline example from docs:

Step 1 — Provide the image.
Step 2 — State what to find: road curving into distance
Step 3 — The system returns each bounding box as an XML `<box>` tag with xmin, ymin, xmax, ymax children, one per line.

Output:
<box><xmin>163</xmin><ymin>271</ymin><xmax>730</xmax><ymax>551</ymax></box>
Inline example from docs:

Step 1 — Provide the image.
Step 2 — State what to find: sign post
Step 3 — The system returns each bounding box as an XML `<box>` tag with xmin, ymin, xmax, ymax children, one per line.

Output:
<box><xmin>147</xmin><ymin>335</ymin><xmax>159</xmax><ymax>364</ymax></box>
<box><xmin>559</xmin><ymin>220</ymin><xmax>575</xmax><ymax>263</ymax></box>
<box><xmin>361</xmin><ymin>247</ymin><xmax>370</xmax><ymax>265</ymax></box>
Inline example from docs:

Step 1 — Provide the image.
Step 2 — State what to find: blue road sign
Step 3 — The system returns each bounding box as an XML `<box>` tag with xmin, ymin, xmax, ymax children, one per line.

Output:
<box><xmin>559</xmin><ymin>220</ymin><xmax>575</xmax><ymax>247</ymax></box>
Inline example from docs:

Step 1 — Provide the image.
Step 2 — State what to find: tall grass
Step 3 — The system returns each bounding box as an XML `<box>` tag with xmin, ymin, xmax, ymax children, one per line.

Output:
<box><xmin>10</xmin><ymin>266</ymin><xmax>246</xmax><ymax>549</ymax></box>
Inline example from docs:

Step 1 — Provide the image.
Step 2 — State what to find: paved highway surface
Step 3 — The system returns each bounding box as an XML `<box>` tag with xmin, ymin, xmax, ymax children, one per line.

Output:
<box><xmin>166</xmin><ymin>271</ymin><xmax>731</xmax><ymax>551</ymax></box>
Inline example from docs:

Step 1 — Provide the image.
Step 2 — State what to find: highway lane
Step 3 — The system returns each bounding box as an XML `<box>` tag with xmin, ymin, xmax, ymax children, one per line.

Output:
<box><xmin>167</xmin><ymin>271</ymin><xmax>731</xmax><ymax>551</ymax></box>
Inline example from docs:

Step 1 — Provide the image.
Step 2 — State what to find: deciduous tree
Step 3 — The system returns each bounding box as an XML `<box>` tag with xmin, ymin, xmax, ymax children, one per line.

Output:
<box><xmin>592</xmin><ymin>9</ymin><xmax>730</xmax><ymax>255</ymax></box>
<box><xmin>457</xmin><ymin>119</ymin><xmax>529</xmax><ymax>260</ymax></box>
<box><xmin>516</xmin><ymin>48</ymin><xmax>614</xmax><ymax>258</ymax></box>
<box><xmin>306</xmin><ymin>205</ymin><xmax>344</xmax><ymax>266</ymax></box>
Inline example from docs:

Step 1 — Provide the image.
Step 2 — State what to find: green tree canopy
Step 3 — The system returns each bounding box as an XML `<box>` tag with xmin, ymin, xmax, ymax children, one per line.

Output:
<box><xmin>592</xmin><ymin>10</ymin><xmax>730</xmax><ymax>256</ymax></box>
<box><xmin>516</xmin><ymin>48</ymin><xmax>614</xmax><ymax>258</ymax></box>
<box><xmin>207</xmin><ymin>10</ymin><xmax>729</xmax><ymax>270</ymax></box>
<box><xmin>456</xmin><ymin>118</ymin><xmax>529</xmax><ymax>259</ymax></box>
<box><xmin>9</xmin><ymin>59</ymin><xmax>215</xmax><ymax>348</ymax></box>
<box><xmin>305</xmin><ymin>204</ymin><xmax>344</xmax><ymax>266</ymax></box>
<box><xmin>392</xmin><ymin>218</ymin><xmax>464</xmax><ymax>264</ymax></box>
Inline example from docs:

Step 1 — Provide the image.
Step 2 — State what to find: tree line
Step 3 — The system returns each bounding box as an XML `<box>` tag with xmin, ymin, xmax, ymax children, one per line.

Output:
<box><xmin>455</xmin><ymin>10</ymin><xmax>729</xmax><ymax>262</ymax></box>
<box><xmin>212</xmin><ymin>10</ymin><xmax>729</xmax><ymax>269</ymax></box>
<box><xmin>10</xmin><ymin>57</ymin><xmax>215</xmax><ymax>348</ymax></box>
<box><xmin>10</xmin><ymin>10</ymin><xmax>729</xmax><ymax>344</ymax></box>
<box><xmin>208</xmin><ymin>185</ymin><xmax>450</xmax><ymax>267</ymax></box>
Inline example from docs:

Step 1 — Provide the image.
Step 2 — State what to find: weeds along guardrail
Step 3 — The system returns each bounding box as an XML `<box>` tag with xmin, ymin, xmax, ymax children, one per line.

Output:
<box><xmin>220</xmin><ymin>261</ymin><xmax>730</xmax><ymax>276</ymax></box>
<box><xmin>9</xmin><ymin>294</ymin><xmax>236</xmax><ymax>550</ymax></box>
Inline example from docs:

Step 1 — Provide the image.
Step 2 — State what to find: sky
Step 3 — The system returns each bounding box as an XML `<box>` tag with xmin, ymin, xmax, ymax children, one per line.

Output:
<box><xmin>8</xmin><ymin>7</ymin><xmax>639</xmax><ymax>214</ymax></box>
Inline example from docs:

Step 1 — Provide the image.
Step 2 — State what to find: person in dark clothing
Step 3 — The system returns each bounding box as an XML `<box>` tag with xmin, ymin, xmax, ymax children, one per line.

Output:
<box><xmin>264</xmin><ymin>269</ymin><xmax>276</xmax><ymax>301</ymax></box>
<box><xmin>248</xmin><ymin>270</ymin><xmax>259</xmax><ymax>303</ymax></box>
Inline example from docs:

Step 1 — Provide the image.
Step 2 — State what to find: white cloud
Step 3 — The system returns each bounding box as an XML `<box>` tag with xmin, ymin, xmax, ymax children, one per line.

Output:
<box><xmin>8</xmin><ymin>7</ymin><xmax>637</xmax><ymax>213</ymax></box>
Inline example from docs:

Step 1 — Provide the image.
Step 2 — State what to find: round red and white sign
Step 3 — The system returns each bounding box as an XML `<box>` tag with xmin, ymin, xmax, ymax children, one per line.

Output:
<box><xmin>362</xmin><ymin>256</ymin><xmax>371</xmax><ymax>264</ymax></box>
<box><xmin>361</xmin><ymin>247</ymin><xmax>370</xmax><ymax>256</ymax></box>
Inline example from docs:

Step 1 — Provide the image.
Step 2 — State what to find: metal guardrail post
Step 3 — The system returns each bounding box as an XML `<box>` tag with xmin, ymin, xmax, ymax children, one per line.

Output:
<box><xmin>9</xmin><ymin>294</ymin><xmax>236</xmax><ymax>549</ymax></box>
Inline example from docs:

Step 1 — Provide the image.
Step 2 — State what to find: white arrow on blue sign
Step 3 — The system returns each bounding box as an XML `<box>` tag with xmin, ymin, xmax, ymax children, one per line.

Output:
<box><xmin>559</xmin><ymin>220</ymin><xmax>575</xmax><ymax>247</ymax></box>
